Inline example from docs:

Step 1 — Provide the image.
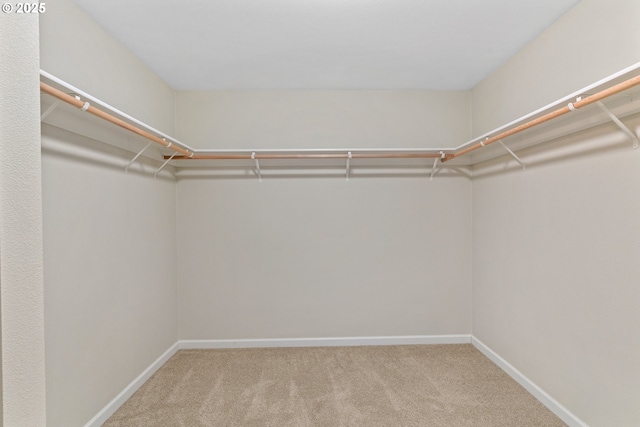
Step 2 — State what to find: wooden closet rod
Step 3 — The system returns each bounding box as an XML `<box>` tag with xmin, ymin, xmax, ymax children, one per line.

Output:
<box><xmin>166</xmin><ymin>152</ymin><xmax>449</xmax><ymax>160</ymax></box>
<box><xmin>41</xmin><ymin>71</ymin><xmax>640</xmax><ymax>164</ymax></box>
<box><xmin>442</xmin><ymin>73</ymin><xmax>640</xmax><ymax>162</ymax></box>
<box><xmin>40</xmin><ymin>82</ymin><xmax>194</xmax><ymax>158</ymax></box>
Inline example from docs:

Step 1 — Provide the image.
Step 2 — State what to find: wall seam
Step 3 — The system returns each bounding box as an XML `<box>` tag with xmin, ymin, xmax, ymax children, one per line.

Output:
<box><xmin>173</xmin><ymin>90</ymin><xmax>182</xmax><ymax>342</ymax></box>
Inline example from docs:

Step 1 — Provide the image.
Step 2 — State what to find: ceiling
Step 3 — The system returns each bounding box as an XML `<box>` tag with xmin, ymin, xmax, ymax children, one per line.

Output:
<box><xmin>71</xmin><ymin>0</ymin><xmax>581</xmax><ymax>91</ymax></box>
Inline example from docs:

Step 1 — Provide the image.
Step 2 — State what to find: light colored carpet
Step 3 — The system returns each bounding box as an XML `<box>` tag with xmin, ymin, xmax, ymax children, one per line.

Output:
<box><xmin>103</xmin><ymin>344</ymin><xmax>566</xmax><ymax>426</ymax></box>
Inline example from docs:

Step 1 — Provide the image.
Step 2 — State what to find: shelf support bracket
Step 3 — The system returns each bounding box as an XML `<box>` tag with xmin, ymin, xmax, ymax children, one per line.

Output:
<box><xmin>430</xmin><ymin>151</ymin><xmax>445</xmax><ymax>182</ymax></box>
<box><xmin>154</xmin><ymin>152</ymin><xmax>177</xmax><ymax>179</ymax></box>
<box><xmin>125</xmin><ymin>141</ymin><xmax>153</xmax><ymax>172</ymax></box>
<box><xmin>251</xmin><ymin>152</ymin><xmax>262</xmax><ymax>182</ymax></box>
<box><xmin>74</xmin><ymin>95</ymin><xmax>90</xmax><ymax>112</ymax></box>
<box><xmin>40</xmin><ymin>100</ymin><xmax>60</xmax><ymax>121</ymax></box>
<box><xmin>498</xmin><ymin>140</ymin><xmax>526</xmax><ymax>170</ymax></box>
<box><xmin>346</xmin><ymin>151</ymin><xmax>352</xmax><ymax>181</ymax></box>
<box><xmin>596</xmin><ymin>101</ymin><xmax>638</xmax><ymax>149</ymax></box>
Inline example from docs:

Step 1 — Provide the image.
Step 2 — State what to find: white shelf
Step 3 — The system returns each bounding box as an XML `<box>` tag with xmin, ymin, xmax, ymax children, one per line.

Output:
<box><xmin>40</xmin><ymin>63</ymin><xmax>640</xmax><ymax>175</ymax></box>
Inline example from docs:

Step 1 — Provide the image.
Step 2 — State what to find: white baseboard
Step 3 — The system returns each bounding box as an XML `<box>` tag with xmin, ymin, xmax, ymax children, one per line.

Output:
<box><xmin>84</xmin><ymin>335</ymin><xmax>469</xmax><ymax>425</ymax></box>
<box><xmin>180</xmin><ymin>334</ymin><xmax>471</xmax><ymax>349</ymax></box>
<box><xmin>85</xmin><ymin>336</ymin><xmax>585</xmax><ymax>427</ymax></box>
<box><xmin>83</xmin><ymin>341</ymin><xmax>180</xmax><ymax>427</ymax></box>
<box><xmin>471</xmin><ymin>336</ymin><xmax>587</xmax><ymax>427</ymax></box>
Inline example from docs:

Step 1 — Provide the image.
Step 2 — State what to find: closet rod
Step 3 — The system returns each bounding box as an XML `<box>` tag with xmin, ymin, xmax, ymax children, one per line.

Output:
<box><xmin>39</xmin><ymin>82</ymin><xmax>194</xmax><ymax>158</ymax></box>
<box><xmin>443</xmin><ymin>73</ymin><xmax>640</xmax><ymax>162</ymax></box>
<box><xmin>192</xmin><ymin>147</ymin><xmax>452</xmax><ymax>153</ymax></box>
<box><xmin>40</xmin><ymin>67</ymin><xmax>640</xmax><ymax>164</ymax></box>
<box><xmin>165</xmin><ymin>152</ymin><xmax>449</xmax><ymax>160</ymax></box>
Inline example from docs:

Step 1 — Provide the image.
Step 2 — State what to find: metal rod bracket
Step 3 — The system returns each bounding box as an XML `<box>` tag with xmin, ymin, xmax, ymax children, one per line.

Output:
<box><xmin>596</xmin><ymin>101</ymin><xmax>639</xmax><ymax>149</ymax></box>
<box><xmin>252</xmin><ymin>152</ymin><xmax>262</xmax><ymax>182</ymax></box>
<box><xmin>125</xmin><ymin>141</ymin><xmax>154</xmax><ymax>172</ymax></box>
<box><xmin>154</xmin><ymin>152</ymin><xmax>177</xmax><ymax>178</ymax></box>
<box><xmin>498</xmin><ymin>141</ymin><xmax>526</xmax><ymax>170</ymax></box>
<box><xmin>430</xmin><ymin>151</ymin><xmax>445</xmax><ymax>181</ymax></box>
<box><xmin>346</xmin><ymin>151</ymin><xmax>352</xmax><ymax>181</ymax></box>
<box><xmin>74</xmin><ymin>95</ymin><xmax>90</xmax><ymax>112</ymax></box>
<box><xmin>40</xmin><ymin>100</ymin><xmax>60</xmax><ymax>122</ymax></box>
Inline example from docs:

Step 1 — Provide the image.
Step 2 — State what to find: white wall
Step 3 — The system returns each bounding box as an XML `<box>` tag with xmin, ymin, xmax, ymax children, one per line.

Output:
<box><xmin>39</xmin><ymin>2</ymin><xmax>180</xmax><ymax>425</ymax></box>
<box><xmin>472</xmin><ymin>117</ymin><xmax>640</xmax><ymax>427</ymax></box>
<box><xmin>471</xmin><ymin>0</ymin><xmax>640</xmax><ymax>137</ymax></box>
<box><xmin>41</xmin><ymin>126</ymin><xmax>179</xmax><ymax>427</ymax></box>
<box><xmin>176</xmin><ymin>90</ymin><xmax>470</xmax><ymax>149</ymax></box>
<box><xmin>471</xmin><ymin>1</ymin><xmax>640</xmax><ymax>425</ymax></box>
<box><xmin>39</xmin><ymin>0</ymin><xmax>175</xmax><ymax>135</ymax></box>
<box><xmin>0</xmin><ymin>11</ymin><xmax>46</xmax><ymax>427</ymax></box>
<box><xmin>176</xmin><ymin>91</ymin><xmax>472</xmax><ymax>340</ymax></box>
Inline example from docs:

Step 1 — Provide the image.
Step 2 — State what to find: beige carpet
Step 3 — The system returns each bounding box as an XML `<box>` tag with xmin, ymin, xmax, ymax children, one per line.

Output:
<box><xmin>103</xmin><ymin>344</ymin><xmax>566</xmax><ymax>426</ymax></box>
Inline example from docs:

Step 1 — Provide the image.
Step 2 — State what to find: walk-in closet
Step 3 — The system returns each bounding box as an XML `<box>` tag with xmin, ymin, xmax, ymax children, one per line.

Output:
<box><xmin>1</xmin><ymin>1</ymin><xmax>639</xmax><ymax>426</ymax></box>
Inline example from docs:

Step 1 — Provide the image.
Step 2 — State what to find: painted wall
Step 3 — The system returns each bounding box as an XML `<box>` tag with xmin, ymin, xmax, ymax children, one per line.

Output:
<box><xmin>472</xmin><ymin>117</ymin><xmax>640</xmax><ymax>427</ymax></box>
<box><xmin>0</xmin><ymin>11</ymin><xmax>46</xmax><ymax>427</ymax></box>
<box><xmin>39</xmin><ymin>1</ymin><xmax>180</xmax><ymax>425</ymax></box>
<box><xmin>39</xmin><ymin>0</ymin><xmax>176</xmax><ymax>135</ymax></box>
<box><xmin>471</xmin><ymin>1</ymin><xmax>640</xmax><ymax>425</ymax></box>
<box><xmin>41</xmin><ymin>125</ymin><xmax>179</xmax><ymax>427</ymax></box>
<box><xmin>176</xmin><ymin>90</ymin><xmax>470</xmax><ymax>149</ymax></box>
<box><xmin>471</xmin><ymin>0</ymin><xmax>640</xmax><ymax>137</ymax></box>
<box><xmin>176</xmin><ymin>91</ymin><xmax>472</xmax><ymax>340</ymax></box>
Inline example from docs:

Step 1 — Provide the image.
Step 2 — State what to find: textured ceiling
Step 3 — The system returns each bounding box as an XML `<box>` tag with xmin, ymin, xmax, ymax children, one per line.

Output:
<box><xmin>71</xmin><ymin>0</ymin><xmax>581</xmax><ymax>90</ymax></box>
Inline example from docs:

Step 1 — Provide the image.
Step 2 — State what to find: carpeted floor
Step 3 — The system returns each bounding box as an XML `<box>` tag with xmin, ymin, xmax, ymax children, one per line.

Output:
<box><xmin>103</xmin><ymin>344</ymin><xmax>566</xmax><ymax>426</ymax></box>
